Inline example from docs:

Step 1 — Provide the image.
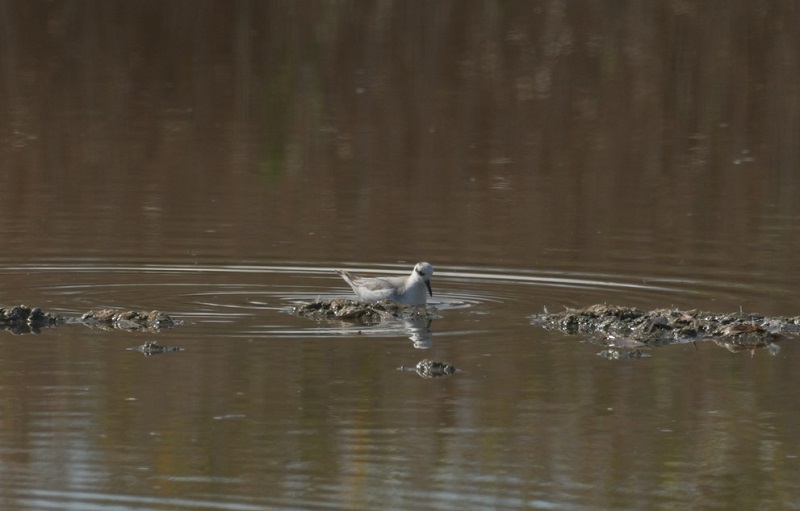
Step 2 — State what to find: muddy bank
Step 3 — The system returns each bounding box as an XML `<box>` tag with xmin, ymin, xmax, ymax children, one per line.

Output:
<box><xmin>294</xmin><ymin>299</ymin><xmax>433</xmax><ymax>324</ymax></box>
<box><xmin>1</xmin><ymin>304</ymin><xmax>179</xmax><ymax>334</ymax></box>
<box><xmin>531</xmin><ymin>304</ymin><xmax>799</xmax><ymax>357</ymax></box>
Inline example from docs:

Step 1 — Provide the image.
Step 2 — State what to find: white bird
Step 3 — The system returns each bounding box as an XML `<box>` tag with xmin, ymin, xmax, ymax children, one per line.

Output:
<box><xmin>335</xmin><ymin>262</ymin><xmax>434</xmax><ymax>306</ymax></box>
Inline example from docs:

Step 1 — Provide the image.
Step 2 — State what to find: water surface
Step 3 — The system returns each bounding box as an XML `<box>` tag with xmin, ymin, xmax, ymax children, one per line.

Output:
<box><xmin>1</xmin><ymin>2</ymin><xmax>800</xmax><ymax>510</ymax></box>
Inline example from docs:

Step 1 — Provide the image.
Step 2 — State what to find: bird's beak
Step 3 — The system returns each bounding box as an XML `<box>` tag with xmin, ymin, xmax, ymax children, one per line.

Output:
<box><xmin>425</xmin><ymin>281</ymin><xmax>433</xmax><ymax>297</ymax></box>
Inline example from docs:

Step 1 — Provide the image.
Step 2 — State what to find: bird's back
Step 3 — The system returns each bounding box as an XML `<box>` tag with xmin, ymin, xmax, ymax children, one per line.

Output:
<box><xmin>335</xmin><ymin>270</ymin><xmax>408</xmax><ymax>302</ymax></box>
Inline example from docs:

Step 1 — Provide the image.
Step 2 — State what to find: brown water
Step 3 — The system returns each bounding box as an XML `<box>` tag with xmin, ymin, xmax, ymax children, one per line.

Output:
<box><xmin>2</xmin><ymin>2</ymin><xmax>800</xmax><ymax>510</ymax></box>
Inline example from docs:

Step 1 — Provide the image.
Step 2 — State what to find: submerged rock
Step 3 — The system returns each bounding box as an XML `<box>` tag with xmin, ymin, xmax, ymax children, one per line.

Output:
<box><xmin>294</xmin><ymin>298</ymin><xmax>430</xmax><ymax>324</ymax></box>
<box><xmin>398</xmin><ymin>359</ymin><xmax>457</xmax><ymax>379</ymax></box>
<box><xmin>127</xmin><ymin>341</ymin><xmax>185</xmax><ymax>355</ymax></box>
<box><xmin>531</xmin><ymin>304</ymin><xmax>797</xmax><ymax>356</ymax></box>
<box><xmin>597</xmin><ymin>348</ymin><xmax>650</xmax><ymax>360</ymax></box>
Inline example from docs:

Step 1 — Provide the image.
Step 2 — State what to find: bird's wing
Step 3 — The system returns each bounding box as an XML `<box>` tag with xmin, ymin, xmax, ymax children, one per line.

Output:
<box><xmin>351</xmin><ymin>275</ymin><xmax>406</xmax><ymax>292</ymax></box>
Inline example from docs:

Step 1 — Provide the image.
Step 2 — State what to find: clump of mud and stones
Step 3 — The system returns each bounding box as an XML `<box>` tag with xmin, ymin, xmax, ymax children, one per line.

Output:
<box><xmin>1</xmin><ymin>304</ymin><xmax>180</xmax><ymax>335</ymax></box>
<box><xmin>1</xmin><ymin>304</ymin><xmax>185</xmax><ymax>353</ymax></box>
<box><xmin>80</xmin><ymin>309</ymin><xmax>178</xmax><ymax>331</ymax></box>
<box><xmin>0</xmin><ymin>305</ymin><xmax>61</xmax><ymax>334</ymax></box>
<box><xmin>531</xmin><ymin>304</ymin><xmax>800</xmax><ymax>358</ymax></box>
<box><xmin>294</xmin><ymin>298</ymin><xmax>433</xmax><ymax>324</ymax></box>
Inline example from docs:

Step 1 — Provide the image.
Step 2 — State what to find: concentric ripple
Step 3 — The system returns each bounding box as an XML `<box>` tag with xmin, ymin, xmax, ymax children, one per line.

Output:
<box><xmin>0</xmin><ymin>260</ymin><xmax>783</xmax><ymax>340</ymax></box>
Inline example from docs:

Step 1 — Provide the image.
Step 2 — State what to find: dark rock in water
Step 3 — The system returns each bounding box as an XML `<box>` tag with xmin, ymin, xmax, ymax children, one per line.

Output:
<box><xmin>0</xmin><ymin>305</ymin><xmax>61</xmax><ymax>334</ymax></box>
<box><xmin>294</xmin><ymin>299</ymin><xmax>430</xmax><ymax>324</ymax></box>
<box><xmin>398</xmin><ymin>359</ymin><xmax>457</xmax><ymax>379</ymax></box>
<box><xmin>531</xmin><ymin>304</ymin><xmax>798</xmax><ymax>356</ymax></box>
<box><xmin>127</xmin><ymin>341</ymin><xmax>184</xmax><ymax>355</ymax></box>
<box><xmin>597</xmin><ymin>348</ymin><xmax>650</xmax><ymax>360</ymax></box>
<box><xmin>81</xmin><ymin>309</ymin><xmax>178</xmax><ymax>331</ymax></box>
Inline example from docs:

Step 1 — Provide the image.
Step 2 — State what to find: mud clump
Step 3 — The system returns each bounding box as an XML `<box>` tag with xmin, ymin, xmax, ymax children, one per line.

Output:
<box><xmin>0</xmin><ymin>305</ymin><xmax>61</xmax><ymax>334</ymax></box>
<box><xmin>294</xmin><ymin>299</ymin><xmax>430</xmax><ymax>324</ymax></box>
<box><xmin>81</xmin><ymin>309</ymin><xmax>178</xmax><ymax>331</ymax></box>
<box><xmin>531</xmin><ymin>304</ymin><xmax>798</xmax><ymax>356</ymax></box>
<box><xmin>712</xmin><ymin>324</ymin><xmax>782</xmax><ymax>355</ymax></box>
<box><xmin>0</xmin><ymin>304</ymin><xmax>179</xmax><ymax>334</ymax></box>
